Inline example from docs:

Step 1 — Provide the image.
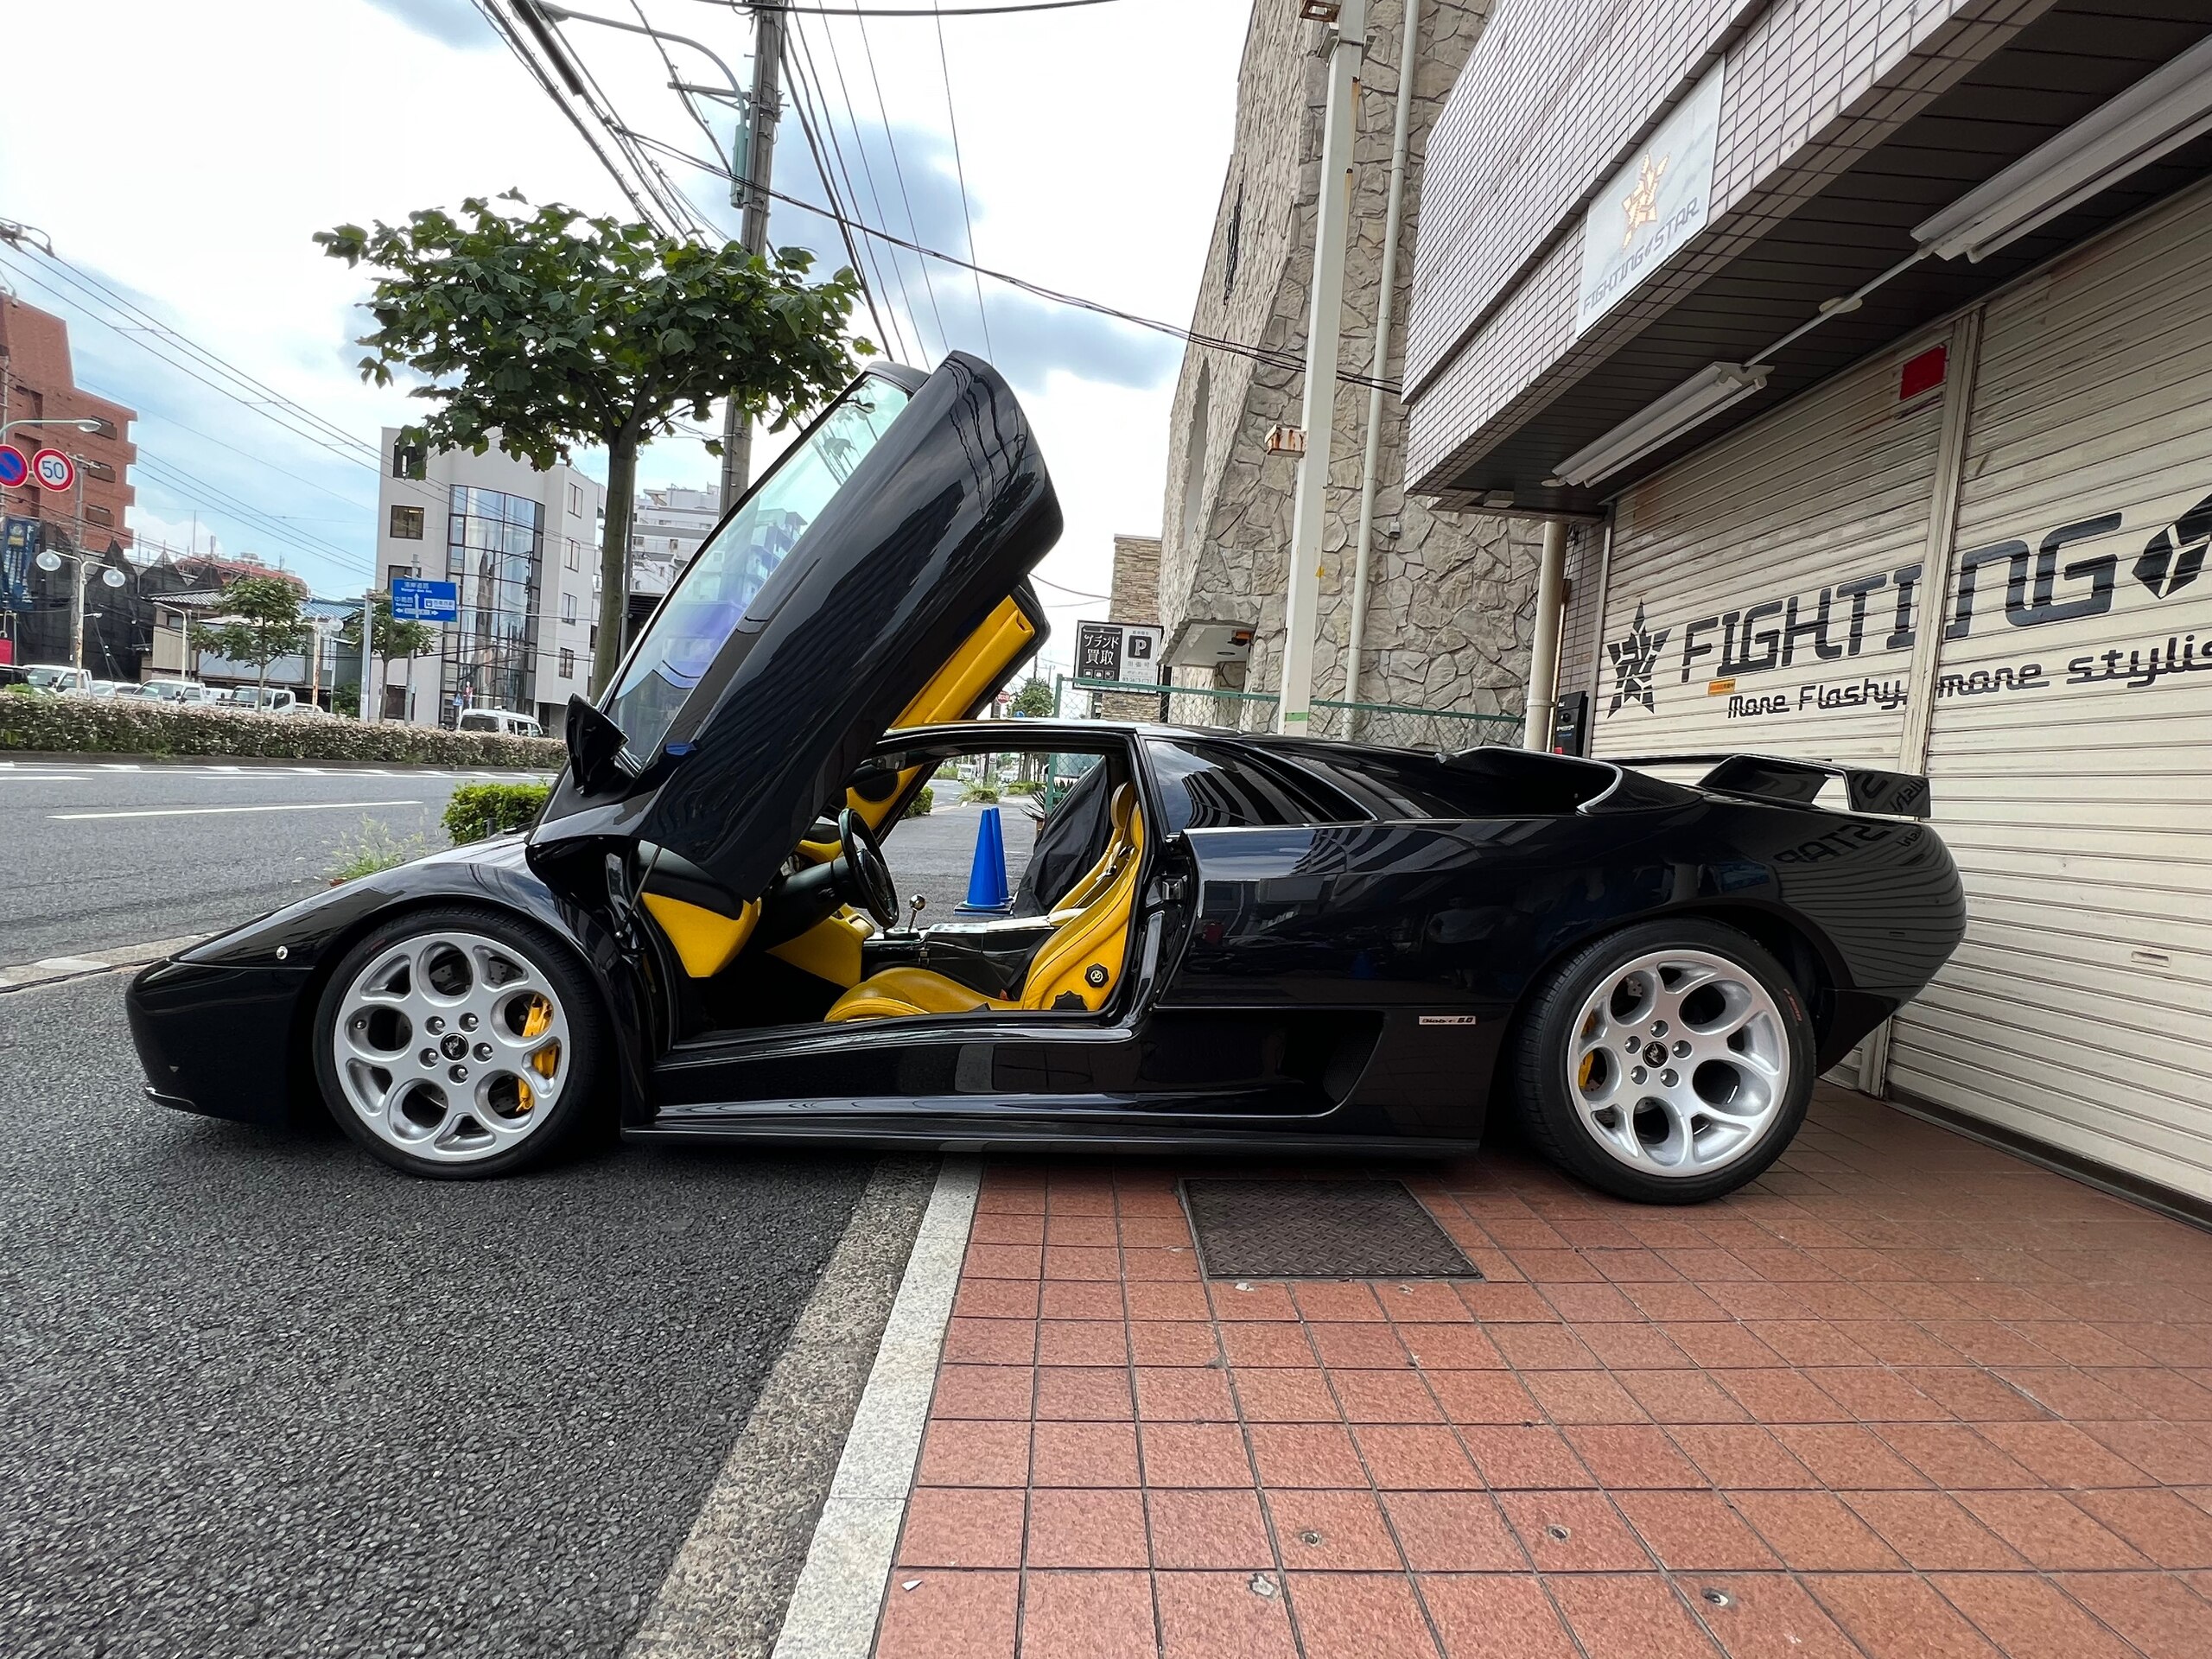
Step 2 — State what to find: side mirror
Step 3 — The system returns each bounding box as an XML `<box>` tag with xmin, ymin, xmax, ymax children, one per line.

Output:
<box><xmin>563</xmin><ymin>694</ymin><xmax>636</xmax><ymax>795</ymax></box>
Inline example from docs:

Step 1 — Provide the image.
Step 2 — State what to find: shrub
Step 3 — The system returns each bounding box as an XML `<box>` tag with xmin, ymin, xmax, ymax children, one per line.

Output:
<box><xmin>964</xmin><ymin>784</ymin><xmax>1000</xmax><ymax>804</ymax></box>
<box><xmin>903</xmin><ymin>784</ymin><xmax>934</xmax><ymax>819</ymax></box>
<box><xmin>1003</xmin><ymin>779</ymin><xmax>1042</xmax><ymax>796</ymax></box>
<box><xmin>0</xmin><ymin>695</ymin><xmax>565</xmax><ymax>769</ymax></box>
<box><xmin>444</xmin><ymin>781</ymin><xmax>552</xmax><ymax>843</ymax></box>
<box><xmin>327</xmin><ymin>818</ymin><xmax>434</xmax><ymax>882</ymax></box>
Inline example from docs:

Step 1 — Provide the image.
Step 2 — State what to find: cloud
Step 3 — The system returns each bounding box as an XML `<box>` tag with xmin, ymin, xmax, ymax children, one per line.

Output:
<box><xmin>360</xmin><ymin>0</ymin><xmax>497</xmax><ymax>51</ymax></box>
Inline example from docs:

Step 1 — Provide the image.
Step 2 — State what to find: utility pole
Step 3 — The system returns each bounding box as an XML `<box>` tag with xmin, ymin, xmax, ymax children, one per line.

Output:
<box><xmin>359</xmin><ymin>588</ymin><xmax>377</xmax><ymax>723</ymax></box>
<box><xmin>1275</xmin><ymin>0</ymin><xmax>1366</xmax><ymax>734</ymax></box>
<box><xmin>70</xmin><ymin>463</ymin><xmax>86</xmax><ymax>670</ymax></box>
<box><xmin>720</xmin><ymin>0</ymin><xmax>785</xmax><ymax>512</ymax></box>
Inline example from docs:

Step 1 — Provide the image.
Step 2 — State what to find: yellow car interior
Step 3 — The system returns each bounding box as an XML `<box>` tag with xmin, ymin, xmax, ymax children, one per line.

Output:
<box><xmin>633</xmin><ymin>591</ymin><xmax>1149</xmax><ymax>1032</ymax></box>
<box><xmin>824</xmin><ymin>783</ymin><xmax>1144</xmax><ymax>1022</ymax></box>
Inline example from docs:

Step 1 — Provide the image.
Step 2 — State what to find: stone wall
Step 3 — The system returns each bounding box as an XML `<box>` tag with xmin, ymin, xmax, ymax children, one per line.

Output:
<box><xmin>1101</xmin><ymin>533</ymin><xmax>1163</xmax><ymax>720</ymax></box>
<box><xmin>1154</xmin><ymin>0</ymin><xmax>1541</xmax><ymax>727</ymax></box>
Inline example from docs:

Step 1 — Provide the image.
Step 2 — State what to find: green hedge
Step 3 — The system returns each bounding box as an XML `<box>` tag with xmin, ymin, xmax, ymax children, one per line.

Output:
<box><xmin>903</xmin><ymin>783</ymin><xmax>935</xmax><ymax>819</ymax></box>
<box><xmin>444</xmin><ymin>781</ymin><xmax>553</xmax><ymax>843</ymax></box>
<box><xmin>963</xmin><ymin>784</ymin><xmax>1000</xmax><ymax>804</ymax></box>
<box><xmin>0</xmin><ymin>696</ymin><xmax>565</xmax><ymax>770</ymax></box>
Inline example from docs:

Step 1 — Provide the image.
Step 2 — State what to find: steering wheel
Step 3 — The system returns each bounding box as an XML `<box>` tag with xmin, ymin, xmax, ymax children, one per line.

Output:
<box><xmin>836</xmin><ymin>806</ymin><xmax>900</xmax><ymax>927</ymax></box>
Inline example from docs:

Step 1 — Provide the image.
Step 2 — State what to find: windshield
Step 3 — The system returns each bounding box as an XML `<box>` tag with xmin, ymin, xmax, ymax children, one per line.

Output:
<box><xmin>25</xmin><ymin>667</ymin><xmax>72</xmax><ymax>689</ymax></box>
<box><xmin>603</xmin><ymin>376</ymin><xmax>912</xmax><ymax>759</ymax></box>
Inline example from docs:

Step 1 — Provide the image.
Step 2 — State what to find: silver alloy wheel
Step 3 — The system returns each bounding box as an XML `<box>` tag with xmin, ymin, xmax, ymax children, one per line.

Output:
<box><xmin>330</xmin><ymin>928</ymin><xmax>573</xmax><ymax>1166</ymax></box>
<box><xmin>1566</xmin><ymin>946</ymin><xmax>1789</xmax><ymax>1179</ymax></box>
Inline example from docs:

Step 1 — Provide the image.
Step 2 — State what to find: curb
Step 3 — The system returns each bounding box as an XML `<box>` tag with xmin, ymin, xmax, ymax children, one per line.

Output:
<box><xmin>771</xmin><ymin>1158</ymin><xmax>981</xmax><ymax>1659</ymax></box>
<box><xmin>0</xmin><ymin>935</ymin><xmax>206</xmax><ymax>993</ymax></box>
<box><xmin>624</xmin><ymin>1158</ymin><xmax>937</xmax><ymax>1659</ymax></box>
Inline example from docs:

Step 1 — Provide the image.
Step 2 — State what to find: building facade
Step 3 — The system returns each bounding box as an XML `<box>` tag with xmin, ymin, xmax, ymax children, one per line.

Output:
<box><xmin>1406</xmin><ymin>0</ymin><xmax>2212</xmax><ymax>1209</ymax></box>
<box><xmin>630</xmin><ymin>484</ymin><xmax>718</xmax><ymax>569</ymax></box>
<box><xmin>374</xmin><ymin>430</ymin><xmax>601</xmax><ymax>734</ymax></box>
<box><xmin>1155</xmin><ymin>0</ymin><xmax>1543</xmax><ymax>733</ymax></box>
<box><xmin>1</xmin><ymin>296</ymin><xmax>137</xmax><ymax>668</ymax></box>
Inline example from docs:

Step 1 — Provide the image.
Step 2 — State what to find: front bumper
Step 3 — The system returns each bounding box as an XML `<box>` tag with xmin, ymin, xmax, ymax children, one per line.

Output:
<box><xmin>128</xmin><ymin>957</ymin><xmax>313</xmax><ymax>1128</ymax></box>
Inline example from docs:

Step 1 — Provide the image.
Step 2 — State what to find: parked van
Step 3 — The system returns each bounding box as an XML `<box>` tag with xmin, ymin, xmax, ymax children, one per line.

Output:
<box><xmin>456</xmin><ymin>708</ymin><xmax>543</xmax><ymax>738</ymax></box>
<box><xmin>222</xmin><ymin>686</ymin><xmax>297</xmax><ymax>713</ymax></box>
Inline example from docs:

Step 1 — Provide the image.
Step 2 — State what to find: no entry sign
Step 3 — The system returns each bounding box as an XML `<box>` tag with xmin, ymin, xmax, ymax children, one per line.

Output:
<box><xmin>30</xmin><ymin>449</ymin><xmax>74</xmax><ymax>493</ymax></box>
<box><xmin>0</xmin><ymin>446</ymin><xmax>26</xmax><ymax>489</ymax></box>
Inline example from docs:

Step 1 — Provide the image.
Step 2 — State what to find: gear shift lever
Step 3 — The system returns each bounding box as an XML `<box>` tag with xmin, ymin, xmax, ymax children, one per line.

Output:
<box><xmin>906</xmin><ymin>892</ymin><xmax>926</xmax><ymax>931</ymax></box>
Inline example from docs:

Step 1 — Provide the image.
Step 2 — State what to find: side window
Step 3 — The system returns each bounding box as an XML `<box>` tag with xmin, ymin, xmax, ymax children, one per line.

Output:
<box><xmin>1143</xmin><ymin>740</ymin><xmax>1360</xmax><ymax>836</ymax></box>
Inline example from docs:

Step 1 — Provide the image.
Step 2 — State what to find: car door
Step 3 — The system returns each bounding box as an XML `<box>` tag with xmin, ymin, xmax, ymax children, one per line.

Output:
<box><xmin>531</xmin><ymin>353</ymin><xmax>1061</xmax><ymax>915</ymax></box>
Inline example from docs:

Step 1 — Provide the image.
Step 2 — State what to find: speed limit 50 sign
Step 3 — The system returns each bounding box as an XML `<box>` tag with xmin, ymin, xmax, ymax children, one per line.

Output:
<box><xmin>30</xmin><ymin>449</ymin><xmax>75</xmax><ymax>493</ymax></box>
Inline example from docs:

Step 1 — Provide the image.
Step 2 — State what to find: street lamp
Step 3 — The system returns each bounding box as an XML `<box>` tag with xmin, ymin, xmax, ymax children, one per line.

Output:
<box><xmin>0</xmin><ymin>416</ymin><xmax>105</xmax><ymax>445</ymax></box>
<box><xmin>32</xmin><ymin>544</ymin><xmax>125</xmax><ymax>673</ymax></box>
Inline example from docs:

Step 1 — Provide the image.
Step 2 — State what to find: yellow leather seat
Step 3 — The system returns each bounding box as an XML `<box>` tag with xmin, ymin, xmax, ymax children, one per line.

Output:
<box><xmin>827</xmin><ymin>788</ymin><xmax>1146</xmax><ymax>1022</ymax></box>
<box><xmin>1049</xmin><ymin>784</ymin><xmax>1140</xmax><ymax>918</ymax></box>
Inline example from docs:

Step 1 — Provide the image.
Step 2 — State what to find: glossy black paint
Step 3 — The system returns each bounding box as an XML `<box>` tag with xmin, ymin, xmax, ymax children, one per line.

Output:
<box><xmin>536</xmin><ymin>353</ymin><xmax>1061</xmax><ymax>910</ymax></box>
<box><xmin>126</xmin><ymin>836</ymin><xmax>663</xmax><ymax>1129</ymax></box>
<box><xmin>124</xmin><ymin>713</ymin><xmax>1964</xmax><ymax>1149</ymax></box>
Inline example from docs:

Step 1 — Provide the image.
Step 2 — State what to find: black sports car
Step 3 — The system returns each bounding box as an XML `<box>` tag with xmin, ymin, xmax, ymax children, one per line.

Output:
<box><xmin>127</xmin><ymin>355</ymin><xmax>1965</xmax><ymax>1201</ymax></box>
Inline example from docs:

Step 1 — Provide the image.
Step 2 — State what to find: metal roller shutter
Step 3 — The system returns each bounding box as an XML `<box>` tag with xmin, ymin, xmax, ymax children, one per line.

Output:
<box><xmin>1582</xmin><ymin>341</ymin><xmax>1944</xmax><ymax>767</ymax></box>
<box><xmin>1886</xmin><ymin>181</ymin><xmax>2212</xmax><ymax>1203</ymax></box>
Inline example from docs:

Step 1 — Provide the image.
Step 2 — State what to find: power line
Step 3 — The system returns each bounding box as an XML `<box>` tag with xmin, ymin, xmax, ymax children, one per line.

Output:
<box><xmin>621</xmin><ymin>129</ymin><xmax>1404</xmax><ymax>393</ymax></box>
<box><xmin>779</xmin><ymin>35</ymin><xmax>904</xmax><ymax>355</ymax></box>
<box><xmin>696</xmin><ymin>0</ymin><xmax>1127</xmax><ymax>16</ymax></box>
<box><xmin>931</xmin><ymin>2</ymin><xmax>995</xmax><ymax>356</ymax></box>
<box><xmin>797</xmin><ymin>13</ymin><xmax>930</xmax><ymax>359</ymax></box>
<box><xmin>842</xmin><ymin>3</ymin><xmax>953</xmax><ymax>357</ymax></box>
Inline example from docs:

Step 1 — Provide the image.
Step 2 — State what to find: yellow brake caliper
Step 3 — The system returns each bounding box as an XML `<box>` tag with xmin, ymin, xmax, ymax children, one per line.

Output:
<box><xmin>516</xmin><ymin>996</ymin><xmax>557</xmax><ymax>1113</ymax></box>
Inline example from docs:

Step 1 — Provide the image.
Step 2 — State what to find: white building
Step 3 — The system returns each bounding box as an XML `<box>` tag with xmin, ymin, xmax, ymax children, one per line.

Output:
<box><xmin>374</xmin><ymin>429</ymin><xmax>603</xmax><ymax>736</ymax></box>
<box><xmin>630</xmin><ymin>484</ymin><xmax>719</xmax><ymax>571</ymax></box>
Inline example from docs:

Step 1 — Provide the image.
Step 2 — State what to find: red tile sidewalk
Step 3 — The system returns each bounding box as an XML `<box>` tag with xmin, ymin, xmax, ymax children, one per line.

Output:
<box><xmin>868</xmin><ymin>1085</ymin><xmax>2212</xmax><ymax>1657</ymax></box>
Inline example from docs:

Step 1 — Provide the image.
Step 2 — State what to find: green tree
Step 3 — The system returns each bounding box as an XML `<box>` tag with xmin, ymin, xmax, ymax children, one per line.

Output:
<box><xmin>334</xmin><ymin>592</ymin><xmax>437</xmax><ymax>662</ymax></box>
<box><xmin>1010</xmin><ymin>677</ymin><xmax>1054</xmax><ymax>719</ymax></box>
<box><xmin>316</xmin><ymin>194</ymin><xmax>868</xmax><ymax>693</ymax></box>
<box><xmin>202</xmin><ymin>575</ymin><xmax>310</xmax><ymax>700</ymax></box>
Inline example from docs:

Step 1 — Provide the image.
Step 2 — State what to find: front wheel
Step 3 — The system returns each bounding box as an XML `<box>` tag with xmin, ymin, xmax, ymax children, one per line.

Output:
<box><xmin>1510</xmin><ymin>918</ymin><xmax>1813</xmax><ymax>1204</ymax></box>
<box><xmin>312</xmin><ymin>905</ymin><xmax>606</xmax><ymax>1179</ymax></box>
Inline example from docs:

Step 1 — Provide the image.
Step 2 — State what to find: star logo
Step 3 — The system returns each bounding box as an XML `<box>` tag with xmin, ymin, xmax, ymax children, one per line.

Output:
<box><xmin>1606</xmin><ymin>603</ymin><xmax>1669</xmax><ymax>715</ymax></box>
<box><xmin>1621</xmin><ymin>151</ymin><xmax>1669</xmax><ymax>249</ymax></box>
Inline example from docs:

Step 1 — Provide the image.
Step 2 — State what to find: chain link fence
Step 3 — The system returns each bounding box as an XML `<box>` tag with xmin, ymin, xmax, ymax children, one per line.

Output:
<box><xmin>1055</xmin><ymin>677</ymin><xmax>1520</xmax><ymax>753</ymax></box>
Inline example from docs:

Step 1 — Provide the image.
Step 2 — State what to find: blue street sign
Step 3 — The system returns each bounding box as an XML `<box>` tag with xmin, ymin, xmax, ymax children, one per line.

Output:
<box><xmin>391</xmin><ymin>576</ymin><xmax>458</xmax><ymax>623</ymax></box>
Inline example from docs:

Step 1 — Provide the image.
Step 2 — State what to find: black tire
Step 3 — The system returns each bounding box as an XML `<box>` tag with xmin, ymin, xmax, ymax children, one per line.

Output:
<box><xmin>311</xmin><ymin>904</ymin><xmax>608</xmax><ymax>1179</ymax></box>
<box><xmin>1509</xmin><ymin>918</ymin><xmax>1814</xmax><ymax>1205</ymax></box>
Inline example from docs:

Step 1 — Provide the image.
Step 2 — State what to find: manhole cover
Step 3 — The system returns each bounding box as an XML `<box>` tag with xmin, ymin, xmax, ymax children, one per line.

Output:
<box><xmin>1179</xmin><ymin>1179</ymin><xmax>1481</xmax><ymax>1280</ymax></box>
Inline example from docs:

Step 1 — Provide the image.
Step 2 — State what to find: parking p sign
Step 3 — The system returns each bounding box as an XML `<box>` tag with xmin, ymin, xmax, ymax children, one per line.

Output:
<box><xmin>391</xmin><ymin>576</ymin><xmax>459</xmax><ymax>623</ymax></box>
<box><xmin>1076</xmin><ymin>620</ymin><xmax>1166</xmax><ymax>686</ymax></box>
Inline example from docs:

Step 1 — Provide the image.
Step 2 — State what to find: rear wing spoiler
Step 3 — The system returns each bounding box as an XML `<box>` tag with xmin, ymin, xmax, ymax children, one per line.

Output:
<box><xmin>1608</xmin><ymin>753</ymin><xmax>1931</xmax><ymax>819</ymax></box>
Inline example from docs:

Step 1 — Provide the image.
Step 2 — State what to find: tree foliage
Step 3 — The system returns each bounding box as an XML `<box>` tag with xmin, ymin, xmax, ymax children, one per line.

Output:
<box><xmin>315</xmin><ymin>195</ymin><xmax>870</xmax><ymax>692</ymax></box>
<box><xmin>201</xmin><ymin>575</ymin><xmax>310</xmax><ymax>694</ymax></box>
<box><xmin>1010</xmin><ymin>676</ymin><xmax>1054</xmax><ymax>719</ymax></box>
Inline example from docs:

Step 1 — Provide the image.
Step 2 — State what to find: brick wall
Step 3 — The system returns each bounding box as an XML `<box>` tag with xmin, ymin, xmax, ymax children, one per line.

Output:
<box><xmin>0</xmin><ymin>298</ymin><xmax>137</xmax><ymax>551</ymax></box>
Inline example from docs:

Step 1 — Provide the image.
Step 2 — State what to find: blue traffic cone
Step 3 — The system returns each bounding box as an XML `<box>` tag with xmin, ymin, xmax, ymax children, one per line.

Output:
<box><xmin>957</xmin><ymin>804</ymin><xmax>1014</xmax><ymax>912</ymax></box>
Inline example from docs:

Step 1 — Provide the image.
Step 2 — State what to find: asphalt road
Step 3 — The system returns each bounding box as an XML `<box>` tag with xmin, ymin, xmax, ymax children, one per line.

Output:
<box><xmin>0</xmin><ymin>971</ymin><xmax>874</xmax><ymax>1657</ymax></box>
<box><xmin>880</xmin><ymin>792</ymin><xmax>1038</xmax><ymax>918</ymax></box>
<box><xmin>0</xmin><ymin>760</ymin><xmax>551</xmax><ymax>964</ymax></box>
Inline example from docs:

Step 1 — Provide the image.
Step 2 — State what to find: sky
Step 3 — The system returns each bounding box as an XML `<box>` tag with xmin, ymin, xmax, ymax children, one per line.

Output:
<box><xmin>0</xmin><ymin>0</ymin><xmax>1249</xmax><ymax>679</ymax></box>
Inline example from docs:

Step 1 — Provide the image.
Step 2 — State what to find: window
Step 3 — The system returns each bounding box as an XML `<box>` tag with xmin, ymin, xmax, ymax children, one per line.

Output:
<box><xmin>1180</xmin><ymin>365</ymin><xmax>1211</xmax><ymax>541</ymax></box>
<box><xmin>386</xmin><ymin>563</ymin><xmax>416</xmax><ymax>588</ymax></box>
<box><xmin>390</xmin><ymin>505</ymin><xmax>424</xmax><ymax>540</ymax></box>
<box><xmin>559</xmin><ymin>647</ymin><xmax>575</xmax><ymax>679</ymax></box>
<box><xmin>85</xmin><ymin>504</ymin><xmax>112</xmax><ymax>526</ymax></box>
<box><xmin>391</xmin><ymin>439</ymin><xmax>425</xmax><ymax>480</ymax></box>
<box><xmin>562</xmin><ymin>592</ymin><xmax>576</xmax><ymax>624</ymax></box>
<box><xmin>1224</xmin><ymin>177</ymin><xmax>1244</xmax><ymax>300</ymax></box>
<box><xmin>1269</xmin><ymin>747</ymin><xmax>1521</xmax><ymax>819</ymax></box>
<box><xmin>568</xmin><ymin>481</ymin><xmax>582</xmax><ymax>518</ymax></box>
<box><xmin>565</xmin><ymin>539</ymin><xmax>579</xmax><ymax>571</ymax></box>
<box><xmin>605</xmin><ymin>374</ymin><xmax>912</xmax><ymax>760</ymax></box>
<box><xmin>1143</xmin><ymin>740</ymin><xmax>1357</xmax><ymax>835</ymax></box>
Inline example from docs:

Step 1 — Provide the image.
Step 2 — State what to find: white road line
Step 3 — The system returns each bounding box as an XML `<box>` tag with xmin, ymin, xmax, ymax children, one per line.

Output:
<box><xmin>770</xmin><ymin>1160</ymin><xmax>979</xmax><ymax>1659</ymax></box>
<box><xmin>50</xmin><ymin>798</ymin><xmax>427</xmax><ymax>821</ymax></box>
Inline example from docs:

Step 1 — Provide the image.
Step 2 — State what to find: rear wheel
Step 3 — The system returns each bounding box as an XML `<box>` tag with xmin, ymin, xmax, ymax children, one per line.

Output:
<box><xmin>1510</xmin><ymin>918</ymin><xmax>1812</xmax><ymax>1204</ymax></box>
<box><xmin>312</xmin><ymin>906</ymin><xmax>605</xmax><ymax>1179</ymax></box>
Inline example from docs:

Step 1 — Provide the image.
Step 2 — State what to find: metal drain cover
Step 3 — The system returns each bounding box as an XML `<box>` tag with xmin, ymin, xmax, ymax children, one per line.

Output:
<box><xmin>1179</xmin><ymin>1179</ymin><xmax>1481</xmax><ymax>1280</ymax></box>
